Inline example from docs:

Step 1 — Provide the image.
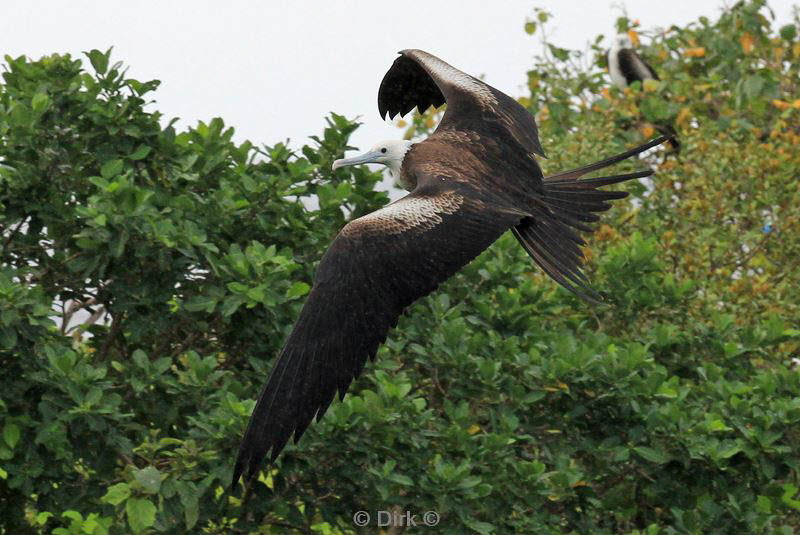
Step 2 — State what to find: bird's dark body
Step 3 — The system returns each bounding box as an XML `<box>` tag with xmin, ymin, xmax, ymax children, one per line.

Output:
<box><xmin>616</xmin><ymin>48</ymin><xmax>660</xmax><ymax>85</ymax></box>
<box><xmin>232</xmin><ymin>49</ymin><xmax>668</xmax><ymax>486</ymax></box>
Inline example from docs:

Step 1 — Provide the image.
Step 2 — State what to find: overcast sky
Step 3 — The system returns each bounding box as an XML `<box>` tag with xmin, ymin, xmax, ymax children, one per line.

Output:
<box><xmin>5</xmin><ymin>1</ymin><xmax>798</xmax><ymax>157</ymax></box>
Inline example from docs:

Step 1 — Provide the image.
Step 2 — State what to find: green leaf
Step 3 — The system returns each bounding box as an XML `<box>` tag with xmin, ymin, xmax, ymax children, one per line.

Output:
<box><xmin>634</xmin><ymin>446</ymin><xmax>669</xmax><ymax>464</ymax></box>
<box><xmin>87</xmin><ymin>48</ymin><xmax>109</xmax><ymax>74</ymax></box>
<box><xmin>286</xmin><ymin>281</ymin><xmax>310</xmax><ymax>299</ymax></box>
<box><xmin>34</xmin><ymin>512</ymin><xmax>53</xmax><ymax>525</ymax></box>
<box><xmin>221</xmin><ymin>295</ymin><xmax>245</xmax><ymax>317</ymax></box>
<box><xmin>184</xmin><ymin>295</ymin><xmax>217</xmax><ymax>312</ymax></box>
<box><xmin>465</xmin><ymin>519</ymin><xmax>495</xmax><ymax>535</ymax></box>
<box><xmin>547</xmin><ymin>44</ymin><xmax>569</xmax><ymax>61</ymax></box>
<box><xmin>132</xmin><ymin>349</ymin><xmax>149</xmax><ymax>370</ymax></box>
<box><xmin>129</xmin><ymin>145</ymin><xmax>152</xmax><ymax>160</ymax></box>
<box><xmin>126</xmin><ymin>498</ymin><xmax>156</xmax><ymax>534</ymax></box>
<box><xmin>9</xmin><ymin>102</ymin><xmax>32</xmax><ymax>128</ymax></box>
<box><xmin>102</xmin><ymin>482</ymin><xmax>131</xmax><ymax>506</ymax></box>
<box><xmin>743</xmin><ymin>75</ymin><xmax>764</xmax><ymax>99</ymax></box>
<box><xmin>388</xmin><ymin>473</ymin><xmax>413</xmax><ymax>486</ymax></box>
<box><xmin>134</xmin><ymin>466</ymin><xmax>163</xmax><ymax>494</ymax></box>
<box><xmin>100</xmin><ymin>159</ymin><xmax>124</xmax><ymax>179</ymax></box>
<box><xmin>782</xmin><ymin>483</ymin><xmax>800</xmax><ymax>510</ymax></box>
<box><xmin>62</xmin><ymin>510</ymin><xmax>83</xmax><ymax>522</ymax></box>
<box><xmin>31</xmin><ymin>93</ymin><xmax>50</xmax><ymax>113</ymax></box>
<box><xmin>780</xmin><ymin>24</ymin><xmax>797</xmax><ymax>41</ymax></box>
<box><xmin>0</xmin><ymin>327</ymin><xmax>17</xmax><ymax>350</ymax></box>
<box><xmin>718</xmin><ymin>445</ymin><xmax>742</xmax><ymax>459</ymax></box>
<box><xmin>708</xmin><ymin>419</ymin><xmax>733</xmax><ymax>432</ymax></box>
<box><xmin>3</xmin><ymin>424</ymin><xmax>20</xmax><ymax>449</ymax></box>
<box><xmin>656</xmin><ymin>383</ymin><xmax>677</xmax><ymax>398</ymax></box>
<box><xmin>247</xmin><ymin>286</ymin><xmax>265</xmax><ymax>302</ymax></box>
<box><xmin>184</xmin><ymin>496</ymin><xmax>199</xmax><ymax>530</ymax></box>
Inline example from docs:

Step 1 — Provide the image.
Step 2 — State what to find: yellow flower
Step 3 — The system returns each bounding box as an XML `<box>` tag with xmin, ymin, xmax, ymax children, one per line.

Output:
<box><xmin>676</xmin><ymin>106</ymin><xmax>691</xmax><ymax>127</ymax></box>
<box><xmin>684</xmin><ymin>47</ymin><xmax>706</xmax><ymax>58</ymax></box>
<box><xmin>740</xmin><ymin>32</ymin><xmax>754</xmax><ymax>54</ymax></box>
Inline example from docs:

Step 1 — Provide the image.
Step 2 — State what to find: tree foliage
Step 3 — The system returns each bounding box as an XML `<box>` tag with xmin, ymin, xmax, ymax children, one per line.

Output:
<box><xmin>1</xmin><ymin>1</ymin><xmax>799</xmax><ymax>533</ymax></box>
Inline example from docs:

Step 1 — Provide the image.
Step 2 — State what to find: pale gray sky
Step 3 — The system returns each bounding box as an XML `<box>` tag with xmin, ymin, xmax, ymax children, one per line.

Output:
<box><xmin>4</xmin><ymin>1</ymin><xmax>798</xmax><ymax>156</ymax></box>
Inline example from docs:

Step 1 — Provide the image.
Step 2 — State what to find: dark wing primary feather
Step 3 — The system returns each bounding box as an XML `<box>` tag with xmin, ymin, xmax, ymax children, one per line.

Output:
<box><xmin>232</xmin><ymin>177</ymin><xmax>524</xmax><ymax>486</ymax></box>
<box><xmin>378</xmin><ymin>54</ymin><xmax>446</xmax><ymax>120</ymax></box>
<box><xmin>378</xmin><ymin>49</ymin><xmax>545</xmax><ymax>157</ymax></box>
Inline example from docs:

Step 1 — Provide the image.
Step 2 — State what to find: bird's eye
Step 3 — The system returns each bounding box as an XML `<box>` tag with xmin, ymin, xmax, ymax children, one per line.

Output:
<box><xmin>381</xmin><ymin>148</ymin><xmax>387</xmax><ymax>153</ymax></box>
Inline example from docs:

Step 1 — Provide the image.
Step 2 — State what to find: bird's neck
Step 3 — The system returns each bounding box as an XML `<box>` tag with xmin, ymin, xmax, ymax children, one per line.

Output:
<box><xmin>390</xmin><ymin>142</ymin><xmax>415</xmax><ymax>191</ymax></box>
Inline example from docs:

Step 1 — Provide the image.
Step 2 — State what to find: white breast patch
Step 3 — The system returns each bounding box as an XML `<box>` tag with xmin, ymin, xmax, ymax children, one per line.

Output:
<box><xmin>608</xmin><ymin>51</ymin><xmax>628</xmax><ymax>89</ymax></box>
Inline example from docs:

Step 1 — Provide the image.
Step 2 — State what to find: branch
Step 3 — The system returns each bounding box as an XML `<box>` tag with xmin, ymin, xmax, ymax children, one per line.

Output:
<box><xmin>69</xmin><ymin>304</ymin><xmax>106</xmax><ymax>341</ymax></box>
<box><xmin>61</xmin><ymin>296</ymin><xmax>99</xmax><ymax>333</ymax></box>
<box><xmin>97</xmin><ymin>311</ymin><xmax>123</xmax><ymax>362</ymax></box>
<box><xmin>2</xmin><ymin>217</ymin><xmax>28</xmax><ymax>250</ymax></box>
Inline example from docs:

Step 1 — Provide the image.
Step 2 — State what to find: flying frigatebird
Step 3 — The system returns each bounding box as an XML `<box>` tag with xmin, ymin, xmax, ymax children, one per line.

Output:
<box><xmin>607</xmin><ymin>34</ymin><xmax>680</xmax><ymax>154</ymax></box>
<box><xmin>232</xmin><ymin>49</ymin><xmax>669</xmax><ymax>486</ymax></box>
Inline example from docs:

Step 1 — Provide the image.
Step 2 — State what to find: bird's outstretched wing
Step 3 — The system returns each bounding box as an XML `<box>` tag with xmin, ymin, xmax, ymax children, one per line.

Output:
<box><xmin>232</xmin><ymin>177</ymin><xmax>525</xmax><ymax>485</ymax></box>
<box><xmin>378</xmin><ymin>49</ymin><xmax>545</xmax><ymax>157</ymax></box>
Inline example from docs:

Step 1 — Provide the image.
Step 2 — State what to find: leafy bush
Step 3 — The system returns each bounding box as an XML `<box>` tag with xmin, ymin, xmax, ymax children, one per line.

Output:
<box><xmin>1</xmin><ymin>1</ymin><xmax>799</xmax><ymax>533</ymax></box>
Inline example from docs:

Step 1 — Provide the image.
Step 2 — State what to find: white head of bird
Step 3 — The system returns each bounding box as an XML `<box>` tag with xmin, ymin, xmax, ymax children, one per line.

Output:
<box><xmin>611</xmin><ymin>33</ymin><xmax>634</xmax><ymax>53</ymax></box>
<box><xmin>332</xmin><ymin>139</ymin><xmax>414</xmax><ymax>183</ymax></box>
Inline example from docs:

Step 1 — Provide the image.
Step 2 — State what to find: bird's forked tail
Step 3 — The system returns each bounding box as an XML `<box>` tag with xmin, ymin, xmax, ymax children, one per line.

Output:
<box><xmin>513</xmin><ymin>135</ymin><xmax>671</xmax><ymax>301</ymax></box>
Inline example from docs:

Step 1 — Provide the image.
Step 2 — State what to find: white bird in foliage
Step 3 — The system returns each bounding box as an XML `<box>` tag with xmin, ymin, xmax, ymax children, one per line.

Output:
<box><xmin>232</xmin><ymin>49</ymin><xmax>669</xmax><ymax>486</ymax></box>
<box><xmin>608</xmin><ymin>33</ymin><xmax>660</xmax><ymax>89</ymax></box>
<box><xmin>607</xmin><ymin>34</ymin><xmax>680</xmax><ymax>154</ymax></box>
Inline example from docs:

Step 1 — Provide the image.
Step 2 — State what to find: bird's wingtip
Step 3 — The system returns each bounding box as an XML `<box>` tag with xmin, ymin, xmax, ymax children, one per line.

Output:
<box><xmin>651</xmin><ymin>134</ymin><xmax>672</xmax><ymax>147</ymax></box>
<box><xmin>230</xmin><ymin>457</ymin><xmax>246</xmax><ymax>490</ymax></box>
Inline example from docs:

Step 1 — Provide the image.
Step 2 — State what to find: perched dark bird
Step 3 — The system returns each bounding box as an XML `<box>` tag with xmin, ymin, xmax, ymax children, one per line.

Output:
<box><xmin>232</xmin><ymin>49</ymin><xmax>669</xmax><ymax>486</ymax></box>
<box><xmin>608</xmin><ymin>33</ymin><xmax>660</xmax><ymax>89</ymax></box>
<box><xmin>607</xmin><ymin>34</ymin><xmax>680</xmax><ymax>154</ymax></box>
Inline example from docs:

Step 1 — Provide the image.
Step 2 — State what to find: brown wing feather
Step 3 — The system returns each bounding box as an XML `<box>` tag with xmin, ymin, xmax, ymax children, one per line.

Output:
<box><xmin>232</xmin><ymin>178</ymin><xmax>523</xmax><ymax>485</ymax></box>
<box><xmin>378</xmin><ymin>49</ymin><xmax>545</xmax><ymax>157</ymax></box>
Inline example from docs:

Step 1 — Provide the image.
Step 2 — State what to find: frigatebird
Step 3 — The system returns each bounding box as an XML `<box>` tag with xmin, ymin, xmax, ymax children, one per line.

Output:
<box><xmin>608</xmin><ymin>33</ymin><xmax>660</xmax><ymax>90</ymax></box>
<box><xmin>607</xmin><ymin>34</ymin><xmax>680</xmax><ymax>154</ymax></box>
<box><xmin>232</xmin><ymin>49</ymin><xmax>669</xmax><ymax>486</ymax></box>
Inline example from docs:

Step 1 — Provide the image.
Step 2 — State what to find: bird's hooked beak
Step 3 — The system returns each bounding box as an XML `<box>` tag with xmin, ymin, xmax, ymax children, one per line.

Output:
<box><xmin>332</xmin><ymin>150</ymin><xmax>383</xmax><ymax>171</ymax></box>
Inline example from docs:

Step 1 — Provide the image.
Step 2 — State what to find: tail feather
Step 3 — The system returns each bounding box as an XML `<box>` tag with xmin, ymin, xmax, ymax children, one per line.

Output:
<box><xmin>543</xmin><ymin>135</ymin><xmax>669</xmax><ymax>182</ymax></box>
<box><xmin>541</xmin><ymin>196</ymin><xmax>613</xmax><ymax>213</ymax></box>
<box><xmin>655</xmin><ymin>124</ymin><xmax>680</xmax><ymax>154</ymax></box>
<box><xmin>514</xmin><ymin>136</ymin><xmax>668</xmax><ymax>301</ymax></box>
<box><xmin>546</xmin><ymin>169</ymin><xmax>652</xmax><ymax>190</ymax></box>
